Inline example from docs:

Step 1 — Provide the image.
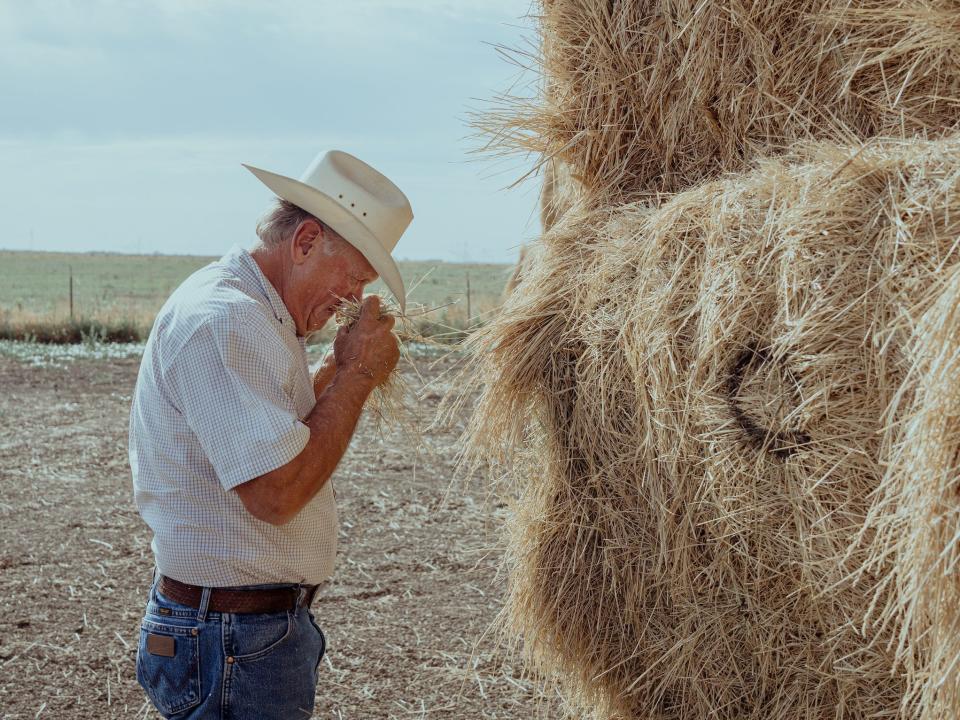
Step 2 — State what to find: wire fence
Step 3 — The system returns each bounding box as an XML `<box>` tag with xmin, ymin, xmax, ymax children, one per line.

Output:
<box><xmin>0</xmin><ymin>252</ymin><xmax>512</xmax><ymax>342</ymax></box>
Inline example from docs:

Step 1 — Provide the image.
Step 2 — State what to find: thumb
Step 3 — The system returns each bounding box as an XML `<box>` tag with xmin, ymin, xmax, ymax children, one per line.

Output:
<box><xmin>333</xmin><ymin>325</ymin><xmax>350</xmax><ymax>345</ymax></box>
<box><xmin>360</xmin><ymin>295</ymin><xmax>381</xmax><ymax>324</ymax></box>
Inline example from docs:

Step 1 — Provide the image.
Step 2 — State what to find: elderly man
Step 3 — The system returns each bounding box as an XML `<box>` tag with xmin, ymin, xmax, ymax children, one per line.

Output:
<box><xmin>129</xmin><ymin>150</ymin><xmax>411</xmax><ymax>718</ymax></box>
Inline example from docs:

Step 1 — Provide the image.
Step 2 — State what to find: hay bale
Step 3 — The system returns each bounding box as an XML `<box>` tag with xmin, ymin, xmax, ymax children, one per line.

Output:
<box><xmin>481</xmin><ymin>0</ymin><xmax>960</xmax><ymax>206</ymax></box>
<box><xmin>504</xmin><ymin>245</ymin><xmax>530</xmax><ymax>297</ymax></box>
<box><xmin>505</xmin><ymin>160</ymin><xmax>581</xmax><ymax>298</ymax></box>
<box><xmin>867</xmin><ymin>263</ymin><xmax>960</xmax><ymax>718</ymax></box>
<box><xmin>460</xmin><ymin>136</ymin><xmax>960</xmax><ymax>719</ymax></box>
<box><xmin>540</xmin><ymin>157</ymin><xmax>582</xmax><ymax>232</ymax></box>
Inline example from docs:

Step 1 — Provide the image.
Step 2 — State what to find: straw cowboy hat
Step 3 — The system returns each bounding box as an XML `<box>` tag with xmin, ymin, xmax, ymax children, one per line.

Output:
<box><xmin>243</xmin><ymin>150</ymin><xmax>413</xmax><ymax>313</ymax></box>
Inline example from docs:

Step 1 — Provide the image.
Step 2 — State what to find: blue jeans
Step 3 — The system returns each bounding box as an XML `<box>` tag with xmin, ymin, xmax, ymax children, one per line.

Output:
<box><xmin>136</xmin><ymin>577</ymin><xmax>327</xmax><ymax>719</ymax></box>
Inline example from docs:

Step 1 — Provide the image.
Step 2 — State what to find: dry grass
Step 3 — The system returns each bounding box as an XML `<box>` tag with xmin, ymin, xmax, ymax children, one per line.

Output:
<box><xmin>864</xmin><ymin>261</ymin><xmax>960</xmax><ymax>717</ymax></box>
<box><xmin>335</xmin><ymin>297</ymin><xmax>412</xmax><ymax>425</ymax></box>
<box><xmin>333</xmin><ymin>296</ymin><xmax>461</xmax><ymax>429</ymax></box>
<box><xmin>0</xmin><ymin>314</ymin><xmax>144</xmax><ymax>344</ymax></box>
<box><xmin>478</xmin><ymin>0</ymin><xmax>960</xmax><ymax>207</ymax></box>
<box><xmin>454</xmin><ymin>136</ymin><xmax>960</xmax><ymax>719</ymax></box>
<box><xmin>464</xmin><ymin>3</ymin><xmax>960</xmax><ymax>716</ymax></box>
<box><xmin>0</xmin><ymin>251</ymin><xmax>511</xmax><ymax>345</ymax></box>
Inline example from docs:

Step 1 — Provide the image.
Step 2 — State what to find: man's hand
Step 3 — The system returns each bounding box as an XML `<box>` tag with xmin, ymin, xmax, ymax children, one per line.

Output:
<box><xmin>332</xmin><ymin>296</ymin><xmax>400</xmax><ymax>387</ymax></box>
<box><xmin>235</xmin><ymin>296</ymin><xmax>400</xmax><ymax>526</ymax></box>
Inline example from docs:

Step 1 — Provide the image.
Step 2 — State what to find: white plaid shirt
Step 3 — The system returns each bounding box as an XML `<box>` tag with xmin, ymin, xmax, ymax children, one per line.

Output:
<box><xmin>129</xmin><ymin>245</ymin><xmax>338</xmax><ymax>587</ymax></box>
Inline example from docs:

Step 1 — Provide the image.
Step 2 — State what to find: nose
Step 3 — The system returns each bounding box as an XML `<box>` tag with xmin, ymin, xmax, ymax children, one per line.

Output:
<box><xmin>348</xmin><ymin>282</ymin><xmax>366</xmax><ymax>301</ymax></box>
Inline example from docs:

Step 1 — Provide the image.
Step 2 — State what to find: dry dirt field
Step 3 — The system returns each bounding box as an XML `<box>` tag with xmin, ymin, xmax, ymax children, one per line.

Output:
<box><xmin>0</xmin><ymin>346</ymin><xmax>561</xmax><ymax>719</ymax></box>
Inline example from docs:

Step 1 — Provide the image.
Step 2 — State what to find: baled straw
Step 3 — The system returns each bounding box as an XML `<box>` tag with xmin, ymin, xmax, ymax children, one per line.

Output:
<box><xmin>457</xmin><ymin>136</ymin><xmax>960</xmax><ymax>719</ymax></box>
<box><xmin>863</xmin><ymin>264</ymin><xmax>960</xmax><ymax>719</ymax></box>
<box><xmin>478</xmin><ymin>0</ymin><xmax>960</xmax><ymax>207</ymax></box>
<box><xmin>504</xmin><ymin>159</ymin><xmax>578</xmax><ymax>297</ymax></box>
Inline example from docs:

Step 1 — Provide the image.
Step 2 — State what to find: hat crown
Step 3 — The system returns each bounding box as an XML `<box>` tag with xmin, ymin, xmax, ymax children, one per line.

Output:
<box><xmin>243</xmin><ymin>149</ymin><xmax>412</xmax><ymax>312</ymax></box>
<box><xmin>300</xmin><ymin>151</ymin><xmax>412</xmax><ymax>252</ymax></box>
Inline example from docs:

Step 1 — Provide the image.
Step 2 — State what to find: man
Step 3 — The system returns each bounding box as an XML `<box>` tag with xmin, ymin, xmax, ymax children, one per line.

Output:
<box><xmin>129</xmin><ymin>150</ymin><xmax>412</xmax><ymax>718</ymax></box>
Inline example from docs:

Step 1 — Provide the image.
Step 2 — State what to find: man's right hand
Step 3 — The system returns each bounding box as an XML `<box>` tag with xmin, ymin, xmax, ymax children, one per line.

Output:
<box><xmin>239</xmin><ymin>295</ymin><xmax>399</xmax><ymax>525</ymax></box>
<box><xmin>332</xmin><ymin>295</ymin><xmax>400</xmax><ymax>387</ymax></box>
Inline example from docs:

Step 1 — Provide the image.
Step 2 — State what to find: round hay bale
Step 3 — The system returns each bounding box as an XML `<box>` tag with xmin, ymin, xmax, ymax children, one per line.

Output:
<box><xmin>460</xmin><ymin>136</ymin><xmax>960</xmax><ymax>719</ymax></box>
<box><xmin>480</xmin><ymin>0</ymin><xmax>960</xmax><ymax>205</ymax></box>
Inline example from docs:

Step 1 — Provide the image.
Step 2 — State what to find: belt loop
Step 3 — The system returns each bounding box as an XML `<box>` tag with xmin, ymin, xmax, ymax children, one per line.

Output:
<box><xmin>197</xmin><ymin>586</ymin><xmax>212</xmax><ymax>622</ymax></box>
<box><xmin>295</xmin><ymin>584</ymin><xmax>306</xmax><ymax>614</ymax></box>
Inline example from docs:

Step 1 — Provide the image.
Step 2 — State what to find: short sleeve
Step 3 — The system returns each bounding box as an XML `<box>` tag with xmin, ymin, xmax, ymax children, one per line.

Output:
<box><xmin>164</xmin><ymin>306</ymin><xmax>310</xmax><ymax>491</ymax></box>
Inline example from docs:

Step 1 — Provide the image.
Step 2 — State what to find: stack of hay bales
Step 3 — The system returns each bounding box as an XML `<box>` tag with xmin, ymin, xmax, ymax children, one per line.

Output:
<box><xmin>466</xmin><ymin>2</ymin><xmax>960</xmax><ymax>719</ymax></box>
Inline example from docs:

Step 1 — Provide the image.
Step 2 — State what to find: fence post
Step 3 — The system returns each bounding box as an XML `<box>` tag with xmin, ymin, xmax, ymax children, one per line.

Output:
<box><xmin>69</xmin><ymin>265</ymin><xmax>74</xmax><ymax>321</ymax></box>
<box><xmin>466</xmin><ymin>271</ymin><xmax>471</xmax><ymax>323</ymax></box>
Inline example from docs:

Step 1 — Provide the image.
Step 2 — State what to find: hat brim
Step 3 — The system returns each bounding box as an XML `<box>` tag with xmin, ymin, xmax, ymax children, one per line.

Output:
<box><xmin>243</xmin><ymin>163</ymin><xmax>407</xmax><ymax>314</ymax></box>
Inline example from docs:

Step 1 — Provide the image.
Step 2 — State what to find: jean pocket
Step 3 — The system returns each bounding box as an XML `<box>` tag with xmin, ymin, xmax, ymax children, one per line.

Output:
<box><xmin>230</xmin><ymin>611</ymin><xmax>294</xmax><ymax>662</ymax></box>
<box><xmin>136</xmin><ymin>619</ymin><xmax>202</xmax><ymax>717</ymax></box>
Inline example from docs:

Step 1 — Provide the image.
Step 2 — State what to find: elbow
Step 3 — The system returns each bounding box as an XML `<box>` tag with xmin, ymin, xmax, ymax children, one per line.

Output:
<box><xmin>248</xmin><ymin>491</ymin><xmax>304</xmax><ymax>526</ymax></box>
<box><xmin>236</xmin><ymin>478</ymin><xmax>299</xmax><ymax>527</ymax></box>
<box><xmin>264</xmin><ymin>474</ymin><xmax>334</xmax><ymax>526</ymax></box>
<box><xmin>255</xmin><ymin>505</ymin><xmax>297</xmax><ymax>527</ymax></box>
<box><xmin>235</xmin><ymin>465</ymin><xmax>333</xmax><ymax>526</ymax></box>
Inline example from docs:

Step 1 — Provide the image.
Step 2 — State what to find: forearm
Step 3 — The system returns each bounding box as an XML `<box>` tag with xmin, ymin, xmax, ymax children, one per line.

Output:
<box><xmin>288</xmin><ymin>368</ymin><xmax>374</xmax><ymax>511</ymax></box>
<box><xmin>236</xmin><ymin>296</ymin><xmax>399</xmax><ymax>525</ymax></box>
<box><xmin>238</xmin><ymin>367</ymin><xmax>374</xmax><ymax>525</ymax></box>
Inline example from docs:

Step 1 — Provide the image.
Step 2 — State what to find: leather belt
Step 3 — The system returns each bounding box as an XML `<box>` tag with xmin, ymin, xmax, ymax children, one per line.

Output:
<box><xmin>158</xmin><ymin>575</ymin><xmax>320</xmax><ymax>614</ymax></box>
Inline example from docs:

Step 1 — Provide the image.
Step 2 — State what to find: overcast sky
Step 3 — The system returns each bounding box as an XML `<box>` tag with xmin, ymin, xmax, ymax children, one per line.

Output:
<box><xmin>0</xmin><ymin>1</ymin><xmax>540</xmax><ymax>262</ymax></box>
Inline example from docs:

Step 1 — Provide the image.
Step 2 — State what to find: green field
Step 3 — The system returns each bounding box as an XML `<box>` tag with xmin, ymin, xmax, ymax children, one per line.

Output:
<box><xmin>0</xmin><ymin>249</ymin><xmax>512</xmax><ymax>342</ymax></box>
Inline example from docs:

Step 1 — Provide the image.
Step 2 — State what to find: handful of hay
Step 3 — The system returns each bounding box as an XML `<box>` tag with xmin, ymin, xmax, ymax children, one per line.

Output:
<box><xmin>334</xmin><ymin>296</ymin><xmax>409</xmax><ymax>424</ymax></box>
<box><xmin>461</xmin><ymin>136</ymin><xmax>960</xmax><ymax>719</ymax></box>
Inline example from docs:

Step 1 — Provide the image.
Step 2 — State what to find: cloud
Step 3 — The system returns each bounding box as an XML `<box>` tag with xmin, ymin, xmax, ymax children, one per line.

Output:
<box><xmin>0</xmin><ymin>1</ymin><xmax>528</xmax><ymax>50</ymax></box>
<box><xmin>0</xmin><ymin>131</ymin><xmax>540</xmax><ymax>261</ymax></box>
<box><xmin>0</xmin><ymin>0</ymin><xmax>534</xmax><ymax>140</ymax></box>
<box><xmin>0</xmin><ymin>1</ymin><xmax>539</xmax><ymax>261</ymax></box>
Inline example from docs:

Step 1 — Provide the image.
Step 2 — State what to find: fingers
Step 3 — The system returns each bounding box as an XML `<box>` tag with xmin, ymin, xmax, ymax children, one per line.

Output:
<box><xmin>360</xmin><ymin>295</ymin><xmax>381</xmax><ymax>324</ymax></box>
<box><xmin>358</xmin><ymin>295</ymin><xmax>397</xmax><ymax>333</ymax></box>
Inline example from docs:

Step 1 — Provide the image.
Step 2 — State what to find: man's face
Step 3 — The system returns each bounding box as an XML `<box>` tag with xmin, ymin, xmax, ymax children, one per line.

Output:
<box><xmin>288</xmin><ymin>225</ymin><xmax>379</xmax><ymax>336</ymax></box>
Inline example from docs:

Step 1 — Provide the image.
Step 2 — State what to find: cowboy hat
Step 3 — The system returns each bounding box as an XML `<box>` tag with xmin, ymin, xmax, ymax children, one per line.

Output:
<box><xmin>243</xmin><ymin>150</ymin><xmax>413</xmax><ymax>313</ymax></box>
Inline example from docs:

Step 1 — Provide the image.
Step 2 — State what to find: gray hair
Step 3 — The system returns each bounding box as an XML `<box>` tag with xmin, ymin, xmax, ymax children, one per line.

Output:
<box><xmin>256</xmin><ymin>199</ymin><xmax>326</xmax><ymax>247</ymax></box>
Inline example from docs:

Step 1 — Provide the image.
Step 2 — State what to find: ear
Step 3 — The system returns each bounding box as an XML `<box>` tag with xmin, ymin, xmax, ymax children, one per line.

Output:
<box><xmin>290</xmin><ymin>219</ymin><xmax>324</xmax><ymax>266</ymax></box>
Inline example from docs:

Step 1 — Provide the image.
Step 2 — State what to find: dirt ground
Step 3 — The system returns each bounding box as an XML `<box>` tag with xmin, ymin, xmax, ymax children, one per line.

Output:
<box><xmin>0</xmin><ymin>347</ymin><xmax>561</xmax><ymax>719</ymax></box>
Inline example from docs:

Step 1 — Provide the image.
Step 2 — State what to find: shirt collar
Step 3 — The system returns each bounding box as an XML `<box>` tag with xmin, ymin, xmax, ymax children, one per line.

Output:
<box><xmin>228</xmin><ymin>245</ymin><xmax>298</xmax><ymax>334</ymax></box>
